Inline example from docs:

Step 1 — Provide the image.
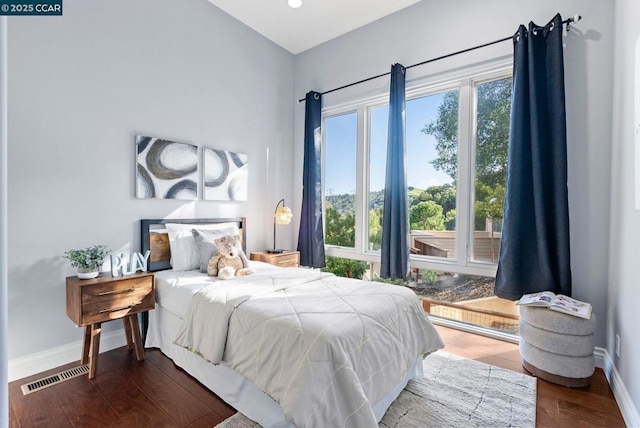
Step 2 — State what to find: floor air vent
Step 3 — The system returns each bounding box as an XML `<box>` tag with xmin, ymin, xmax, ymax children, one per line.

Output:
<box><xmin>21</xmin><ymin>365</ymin><xmax>89</xmax><ymax>395</ymax></box>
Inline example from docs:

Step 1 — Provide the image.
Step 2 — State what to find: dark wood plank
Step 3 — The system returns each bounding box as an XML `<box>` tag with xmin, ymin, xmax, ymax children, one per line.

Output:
<box><xmin>145</xmin><ymin>348</ymin><xmax>196</xmax><ymax>388</ymax></box>
<box><xmin>475</xmin><ymin>353</ymin><xmax>528</xmax><ymax>374</ymax></box>
<box><xmin>8</xmin><ymin>380</ymin><xmax>73</xmax><ymax>427</ymax></box>
<box><xmin>88</xmin><ymin>344</ymin><xmax>140</xmax><ymax>375</ymax></box>
<box><xmin>127</xmin><ymin>359</ymin><xmax>211</xmax><ymax>426</ymax></box>
<box><xmin>587</xmin><ymin>367</ymin><xmax>622</xmax><ymax>401</ymax></box>
<box><xmin>8</xmin><ymin>397</ymin><xmax>20</xmax><ymax>428</ymax></box>
<box><xmin>184</xmin><ymin>381</ymin><xmax>237</xmax><ymax>419</ymax></box>
<box><xmin>90</xmin><ymin>366</ymin><xmax>180</xmax><ymax>427</ymax></box>
<box><xmin>535</xmin><ymin>381</ymin><xmax>571</xmax><ymax>424</ymax></box>
<box><xmin>558</xmin><ymin>398</ymin><xmax>625</xmax><ymax>427</ymax></box>
<box><xmin>53</xmin><ymin>375</ymin><xmax>122</xmax><ymax>427</ymax></box>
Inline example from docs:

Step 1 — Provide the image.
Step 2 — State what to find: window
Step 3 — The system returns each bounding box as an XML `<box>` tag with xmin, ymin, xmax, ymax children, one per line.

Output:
<box><xmin>321</xmin><ymin>66</ymin><xmax>515</xmax><ymax>334</ymax></box>
<box><xmin>472</xmin><ymin>77</ymin><xmax>512</xmax><ymax>263</ymax></box>
<box><xmin>407</xmin><ymin>90</ymin><xmax>459</xmax><ymax>260</ymax></box>
<box><xmin>322</xmin><ymin>66</ymin><xmax>512</xmax><ymax>275</ymax></box>
<box><xmin>367</xmin><ymin>105</ymin><xmax>387</xmax><ymax>251</ymax></box>
<box><xmin>324</xmin><ymin>111</ymin><xmax>357</xmax><ymax>248</ymax></box>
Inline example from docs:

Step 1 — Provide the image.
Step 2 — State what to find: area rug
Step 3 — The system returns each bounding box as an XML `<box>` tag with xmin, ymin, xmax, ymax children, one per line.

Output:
<box><xmin>215</xmin><ymin>350</ymin><xmax>537</xmax><ymax>428</ymax></box>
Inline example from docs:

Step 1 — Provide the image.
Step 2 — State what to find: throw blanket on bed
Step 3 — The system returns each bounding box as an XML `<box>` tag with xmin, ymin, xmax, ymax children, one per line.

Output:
<box><xmin>174</xmin><ymin>268</ymin><xmax>444</xmax><ymax>427</ymax></box>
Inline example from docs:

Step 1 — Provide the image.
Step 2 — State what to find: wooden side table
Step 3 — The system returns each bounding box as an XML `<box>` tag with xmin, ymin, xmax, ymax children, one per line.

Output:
<box><xmin>250</xmin><ymin>251</ymin><xmax>300</xmax><ymax>267</ymax></box>
<box><xmin>66</xmin><ymin>271</ymin><xmax>155</xmax><ymax>378</ymax></box>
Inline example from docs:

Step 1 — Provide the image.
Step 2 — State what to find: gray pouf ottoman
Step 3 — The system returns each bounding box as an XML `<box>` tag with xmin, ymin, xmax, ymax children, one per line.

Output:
<box><xmin>519</xmin><ymin>306</ymin><xmax>596</xmax><ymax>387</ymax></box>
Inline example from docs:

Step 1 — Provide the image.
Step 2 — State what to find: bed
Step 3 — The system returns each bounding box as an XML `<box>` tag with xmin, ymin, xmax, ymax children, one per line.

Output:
<box><xmin>141</xmin><ymin>217</ymin><xmax>444</xmax><ymax>428</ymax></box>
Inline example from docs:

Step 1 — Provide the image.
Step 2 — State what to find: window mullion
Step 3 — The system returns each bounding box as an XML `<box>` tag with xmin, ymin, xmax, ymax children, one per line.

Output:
<box><xmin>456</xmin><ymin>80</ymin><xmax>473</xmax><ymax>266</ymax></box>
<box><xmin>468</xmin><ymin>79</ymin><xmax>479</xmax><ymax>264</ymax></box>
<box><xmin>354</xmin><ymin>104</ymin><xmax>366</xmax><ymax>255</ymax></box>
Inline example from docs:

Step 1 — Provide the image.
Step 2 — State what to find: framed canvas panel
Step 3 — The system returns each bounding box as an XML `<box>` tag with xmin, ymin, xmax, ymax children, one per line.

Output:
<box><xmin>203</xmin><ymin>147</ymin><xmax>248</xmax><ymax>201</ymax></box>
<box><xmin>136</xmin><ymin>135</ymin><xmax>198</xmax><ymax>200</ymax></box>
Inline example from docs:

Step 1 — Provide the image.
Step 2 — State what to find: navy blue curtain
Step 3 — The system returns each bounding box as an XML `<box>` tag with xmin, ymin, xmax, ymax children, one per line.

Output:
<box><xmin>495</xmin><ymin>14</ymin><xmax>571</xmax><ymax>300</ymax></box>
<box><xmin>297</xmin><ymin>91</ymin><xmax>326</xmax><ymax>268</ymax></box>
<box><xmin>380</xmin><ymin>64</ymin><xmax>410</xmax><ymax>280</ymax></box>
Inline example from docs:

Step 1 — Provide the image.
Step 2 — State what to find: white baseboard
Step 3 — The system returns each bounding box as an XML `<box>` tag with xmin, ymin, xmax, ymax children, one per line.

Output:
<box><xmin>596</xmin><ymin>346</ymin><xmax>640</xmax><ymax>427</ymax></box>
<box><xmin>594</xmin><ymin>346</ymin><xmax>606</xmax><ymax>369</ymax></box>
<box><xmin>8</xmin><ymin>329</ymin><xmax>126</xmax><ymax>382</ymax></box>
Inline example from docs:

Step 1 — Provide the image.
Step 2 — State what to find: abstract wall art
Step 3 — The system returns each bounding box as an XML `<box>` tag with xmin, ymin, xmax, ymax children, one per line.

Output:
<box><xmin>136</xmin><ymin>135</ymin><xmax>199</xmax><ymax>200</ymax></box>
<box><xmin>203</xmin><ymin>147</ymin><xmax>248</xmax><ymax>201</ymax></box>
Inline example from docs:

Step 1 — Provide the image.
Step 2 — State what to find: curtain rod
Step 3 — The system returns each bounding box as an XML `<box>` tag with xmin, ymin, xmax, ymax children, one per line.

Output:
<box><xmin>297</xmin><ymin>14</ymin><xmax>582</xmax><ymax>103</ymax></box>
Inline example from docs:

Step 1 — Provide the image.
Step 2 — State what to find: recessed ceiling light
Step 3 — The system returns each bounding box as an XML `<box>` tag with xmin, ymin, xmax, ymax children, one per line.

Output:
<box><xmin>287</xmin><ymin>0</ymin><xmax>303</xmax><ymax>8</ymax></box>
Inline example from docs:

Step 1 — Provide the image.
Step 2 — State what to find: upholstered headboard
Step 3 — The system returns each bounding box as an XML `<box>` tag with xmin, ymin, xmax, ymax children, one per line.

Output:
<box><xmin>140</xmin><ymin>217</ymin><xmax>246</xmax><ymax>272</ymax></box>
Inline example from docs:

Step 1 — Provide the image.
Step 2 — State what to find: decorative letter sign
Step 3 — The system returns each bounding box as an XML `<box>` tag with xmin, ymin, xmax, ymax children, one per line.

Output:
<box><xmin>110</xmin><ymin>251</ymin><xmax>150</xmax><ymax>277</ymax></box>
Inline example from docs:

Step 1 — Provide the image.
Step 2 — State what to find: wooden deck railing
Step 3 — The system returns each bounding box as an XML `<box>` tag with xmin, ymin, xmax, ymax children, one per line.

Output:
<box><xmin>422</xmin><ymin>298</ymin><xmax>520</xmax><ymax>333</ymax></box>
<box><xmin>421</xmin><ymin>298</ymin><xmax>520</xmax><ymax>320</ymax></box>
<box><xmin>411</xmin><ymin>231</ymin><xmax>502</xmax><ymax>263</ymax></box>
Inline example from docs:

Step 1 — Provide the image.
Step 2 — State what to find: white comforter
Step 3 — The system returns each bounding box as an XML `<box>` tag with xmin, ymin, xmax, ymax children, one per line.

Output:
<box><xmin>174</xmin><ymin>267</ymin><xmax>443</xmax><ymax>427</ymax></box>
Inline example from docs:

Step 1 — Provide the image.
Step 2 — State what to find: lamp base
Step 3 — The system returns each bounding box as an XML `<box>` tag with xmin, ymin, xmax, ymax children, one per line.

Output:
<box><xmin>265</xmin><ymin>249</ymin><xmax>285</xmax><ymax>254</ymax></box>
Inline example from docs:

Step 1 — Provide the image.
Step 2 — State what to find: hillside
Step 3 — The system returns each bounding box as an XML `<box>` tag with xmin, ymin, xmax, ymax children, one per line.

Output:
<box><xmin>326</xmin><ymin>187</ymin><xmax>433</xmax><ymax>215</ymax></box>
<box><xmin>326</xmin><ymin>190</ymin><xmax>380</xmax><ymax>215</ymax></box>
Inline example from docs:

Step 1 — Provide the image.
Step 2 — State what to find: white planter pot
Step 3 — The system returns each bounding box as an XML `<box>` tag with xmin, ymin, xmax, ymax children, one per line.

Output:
<box><xmin>77</xmin><ymin>268</ymin><xmax>99</xmax><ymax>279</ymax></box>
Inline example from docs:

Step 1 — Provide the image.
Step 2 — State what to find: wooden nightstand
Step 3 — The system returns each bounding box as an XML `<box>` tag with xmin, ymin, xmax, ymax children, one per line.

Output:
<box><xmin>250</xmin><ymin>251</ymin><xmax>300</xmax><ymax>267</ymax></box>
<box><xmin>66</xmin><ymin>271</ymin><xmax>155</xmax><ymax>378</ymax></box>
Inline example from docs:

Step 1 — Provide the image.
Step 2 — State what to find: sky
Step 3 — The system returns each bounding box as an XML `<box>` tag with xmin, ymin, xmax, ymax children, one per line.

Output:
<box><xmin>325</xmin><ymin>91</ymin><xmax>455</xmax><ymax>196</ymax></box>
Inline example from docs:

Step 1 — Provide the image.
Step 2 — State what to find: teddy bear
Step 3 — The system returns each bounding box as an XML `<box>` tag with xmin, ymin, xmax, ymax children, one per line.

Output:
<box><xmin>207</xmin><ymin>235</ymin><xmax>255</xmax><ymax>279</ymax></box>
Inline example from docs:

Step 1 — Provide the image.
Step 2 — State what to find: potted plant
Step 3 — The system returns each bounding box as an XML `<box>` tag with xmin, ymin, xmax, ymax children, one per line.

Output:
<box><xmin>63</xmin><ymin>245</ymin><xmax>111</xmax><ymax>279</ymax></box>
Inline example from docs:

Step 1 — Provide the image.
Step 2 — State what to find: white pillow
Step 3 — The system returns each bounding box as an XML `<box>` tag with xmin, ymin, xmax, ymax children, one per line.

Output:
<box><xmin>165</xmin><ymin>222</ymin><xmax>240</xmax><ymax>271</ymax></box>
<box><xmin>191</xmin><ymin>227</ymin><xmax>239</xmax><ymax>273</ymax></box>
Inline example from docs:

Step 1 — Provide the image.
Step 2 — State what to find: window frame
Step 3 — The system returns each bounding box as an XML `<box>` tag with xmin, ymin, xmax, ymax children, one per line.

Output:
<box><xmin>321</xmin><ymin>60</ymin><xmax>512</xmax><ymax>277</ymax></box>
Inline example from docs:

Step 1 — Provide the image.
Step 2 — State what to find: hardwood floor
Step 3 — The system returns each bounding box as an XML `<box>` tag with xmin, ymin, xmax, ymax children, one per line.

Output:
<box><xmin>9</xmin><ymin>325</ymin><xmax>626</xmax><ymax>427</ymax></box>
<box><xmin>437</xmin><ymin>326</ymin><xmax>626</xmax><ymax>428</ymax></box>
<box><xmin>8</xmin><ymin>347</ymin><xmax>235</xmax><ymax>427</ymax></box>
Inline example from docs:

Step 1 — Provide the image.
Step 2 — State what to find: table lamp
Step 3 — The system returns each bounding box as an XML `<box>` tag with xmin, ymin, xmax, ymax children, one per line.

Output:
<box><xmin>266</xmin><ymin>199</ymin><xmax>293</xmax><ymax>253</ymax></box>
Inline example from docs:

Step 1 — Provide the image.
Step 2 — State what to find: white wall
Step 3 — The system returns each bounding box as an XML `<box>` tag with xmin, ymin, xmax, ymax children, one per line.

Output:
<box><xmin>293</xmin><ymin>0</ymin><xmax>615</xmax><ymax>347</ymax></box>
<box><xmin>7</xmin><ymin>0</ymin><xmax>294</xmax><ymax>361</ymax></box>
<box><xmin>608</xmin><ymin>0</ymin><xmax>640</xmax><ymax>420</ymax></box>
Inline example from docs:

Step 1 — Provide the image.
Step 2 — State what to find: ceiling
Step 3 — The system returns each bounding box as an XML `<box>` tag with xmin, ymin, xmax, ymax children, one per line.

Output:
<box><xmin>207</xmin><ymin>0</ymin><xmax>421</xmax><ymax>54</ymax></box>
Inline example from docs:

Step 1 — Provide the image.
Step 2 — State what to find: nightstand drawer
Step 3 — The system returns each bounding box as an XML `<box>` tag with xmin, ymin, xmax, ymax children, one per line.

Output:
<box><xmin>82</xmin><ymin>291</ymin><xmax>155</xmax><ymax>325</ymax></box>
<box><xmin>81</xmin><ymin>276</ymin><xmax>152</xmax><ymax>304</ymax></box>
<box><xmin>66</xmin><ymin>272</ymin><xmax>155</xmax><ymax>328</ymax></box>
<box><xmin>250</xmin><ymin>251</ymin><xmax>300</xmax><ymax>267</ymax></box>
<box><xmin>271</xmin><ymin>253</ymin><xmax>299</xmax><ymax>267</ymax></box>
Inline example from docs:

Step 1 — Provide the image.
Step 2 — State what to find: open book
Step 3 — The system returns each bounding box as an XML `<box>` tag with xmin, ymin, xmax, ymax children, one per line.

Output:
<box><xmin>517</xmin><ymin>291</ymin><xmax>592</xmax><ymax>319</ymax></box>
